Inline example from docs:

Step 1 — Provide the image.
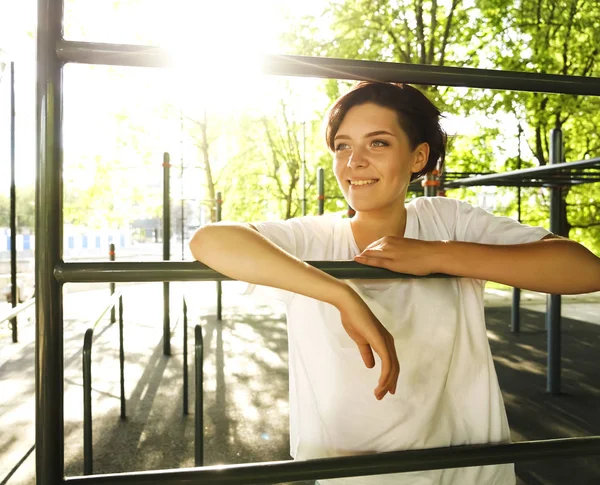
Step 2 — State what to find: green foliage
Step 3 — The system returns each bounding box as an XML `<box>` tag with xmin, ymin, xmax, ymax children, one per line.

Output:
<box><xmin>0</xmin><ymin>186</ymin><xmax>35</xmax><ymax>230</ymax></box>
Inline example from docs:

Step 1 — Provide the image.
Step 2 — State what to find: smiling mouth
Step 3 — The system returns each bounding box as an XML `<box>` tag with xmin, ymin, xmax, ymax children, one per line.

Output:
<box><xmin>349</xmin><ymin>179</ymin><xmax>378</xmax><ymax>186</ymax></box>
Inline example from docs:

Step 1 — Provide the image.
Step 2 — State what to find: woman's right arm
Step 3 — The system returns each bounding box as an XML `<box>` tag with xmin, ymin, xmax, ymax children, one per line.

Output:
<box><xmin>189</xmin><ymin>222</ymin><xmax>399</xmax><ymax>400</ymax></box>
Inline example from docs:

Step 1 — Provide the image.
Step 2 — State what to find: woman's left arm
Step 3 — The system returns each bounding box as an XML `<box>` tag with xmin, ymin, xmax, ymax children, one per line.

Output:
<box><xmin>355</xmin><ymin>235</ymin><xmax>600</xmax><ymax>295</ymax></box>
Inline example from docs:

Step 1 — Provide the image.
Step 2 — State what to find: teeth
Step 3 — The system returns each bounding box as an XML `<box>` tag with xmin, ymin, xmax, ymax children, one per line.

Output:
<box><xmin>350</xmin><ymin>179</ymin><xmax>377</xmax><ymax>186</ymax></box>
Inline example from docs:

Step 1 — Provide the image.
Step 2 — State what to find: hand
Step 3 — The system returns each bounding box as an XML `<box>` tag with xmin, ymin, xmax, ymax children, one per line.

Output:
<box><xmin>354</xmin><ymin>236</ymin><xmax>438</xmax><ymax>275</ymax></box>
<box><xmin>336</xmin><ymin>291</ymin><xmax>400</xmax><ymax>400</ymax></box>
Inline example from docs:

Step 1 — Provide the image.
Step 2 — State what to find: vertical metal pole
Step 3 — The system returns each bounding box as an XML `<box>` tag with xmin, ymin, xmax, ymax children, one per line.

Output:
<box><xmin>82</xmin><ymin>330</ymin><xmax>93</xmax><ymax>475</ymax></box>
<box><xmin>511</xmin><ymin>289</ymin><xmax>521</xmax><ymax>333</ymax></box>
<box><xmin>512</xmin><ymin>128</ymin><xmax>523</xmax><ymax>334</ymax></box>
<box><xmin>302</xmin><ymin>121</ymin><xmax>307</xmax><ymax>216</ymax></box>
<box><xmin>163</xmin><ymin>152</ymin><xmax>171</xmax><ymax>356</ymax></box>
<box><xmin>216</xmin><ymin>191</ymin><xmax>222</xmax><ymax>321</ymax></box>
<box><xmin>547</xmin><ymin>128</ymin><xmax>563</xmax><ymax>395</ymax></box>
<box><xmin>183</xmin><ymin>298</ymin><xmax>188</xmax><ymax>415</ymax></box>
<box><xmin>317</xmin><ymin>167</ymin><xmax>324</xmax><ymax>216</ymax></box>
<box><xmin>194</xmin><ymin>325</ymin><xmax>204</xmax><ymax>466</ymax></box>
<box><xmin>9</xmin><ymin>62</ymin><xmax>18</xmax><ymax>342</ymax></box>
<box><xmin>422</xmin><ymin>172</ymin><xmax>438</xmax><ymax>197</ymax></box>
<box><xmin>119</xmin><ymin>295</ymin><xmax>126</xmax><ymax>419</ymax></box>
<box><xmin>180</xmin><ymin>136</ymin><xmax>185</xmax><ymax>260</ymax></box>
<box><xmin>36</xmin><ymin>0</ymin><xmax>64</xmax><ymax>482</ymax></box>
<box><xmin>109</xmin><ymin>243</ymin><xmax>115</xmax><ymax>324</ymax></box>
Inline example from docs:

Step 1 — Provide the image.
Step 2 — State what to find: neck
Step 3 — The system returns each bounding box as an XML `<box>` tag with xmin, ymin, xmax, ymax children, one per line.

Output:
<box><xmin>351</xmin><ymin>202</ymin><xmax>408</xmax><ymax>251</ymax></box>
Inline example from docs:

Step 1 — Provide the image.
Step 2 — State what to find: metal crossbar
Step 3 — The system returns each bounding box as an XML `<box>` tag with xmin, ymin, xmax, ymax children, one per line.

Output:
<box><xmin>442</xmin><ymin>158</ymin><xmax>600</xmax><ymax>188</ymax></box>
<box><xmin>35</xmin><ymin>0</ymin><xmax>600</xmax><ymax>483</ymax></box>
<box><xmin>53</xmin><ymin>261</ymin><xmax>452</xmax><ymax>283</ymax></box>
<box><xmin>62</xmin><ymin>437</ymin><xmax>600</xmax><ymax>485</ymax></box>
<box><xmin>55</xmin><ymin>40</ymin><xmax>600</xmax><ymax>96</ymax></box>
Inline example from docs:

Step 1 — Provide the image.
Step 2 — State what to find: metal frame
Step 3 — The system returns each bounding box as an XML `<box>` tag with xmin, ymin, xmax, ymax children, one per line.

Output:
<box><xmin>442</xmin><ymin>157</ymin><xmax>600</xmax><ymax>188</ymax></box>
<box><xmin>82</xmin><ymin>293</ymin><xmax>125</xmax><ymax>475</ymax></box>
<box><xmin>36</xmin><ymin>0</ymin><xmax>600</xmax><ymax>483</ymax></box>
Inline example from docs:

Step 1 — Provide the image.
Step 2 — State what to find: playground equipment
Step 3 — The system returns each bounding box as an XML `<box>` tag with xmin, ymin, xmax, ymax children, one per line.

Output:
<box><xmin>34</xmin><ymin>1</ymin><xmax>600</xmax><ymax>482</ymax></box>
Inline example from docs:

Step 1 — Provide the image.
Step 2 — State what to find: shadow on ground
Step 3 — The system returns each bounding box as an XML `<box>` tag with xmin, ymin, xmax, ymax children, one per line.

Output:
<box><xmin>63</xmin><ymin>305</ymin><xmax>311</xmax><ymax>485</ymax></box>
<box><xmin>27</xmin><ymin>301</ymin><xmax>598</xmax><ymax>485</ymax></box>
<box><xmin>486</xmin><ymin>307</ymin><xmax>600</xmax><ymax>485</ymax></box>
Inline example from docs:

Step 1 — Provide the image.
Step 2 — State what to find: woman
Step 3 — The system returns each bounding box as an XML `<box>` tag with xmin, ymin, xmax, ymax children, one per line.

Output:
<box><xmin>189</xmin><ymin>81</ymin><xmax>600</xmax><ymax>485</ymax></box>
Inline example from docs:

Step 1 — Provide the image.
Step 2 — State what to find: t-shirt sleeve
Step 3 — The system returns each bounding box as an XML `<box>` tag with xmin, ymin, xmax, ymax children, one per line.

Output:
<box><xmin>243</xmin><ymin>218</ymin><xmax>308</xmax><ymax>304</ymax></box>
<box><xmin>452</xmin><ymin>199</ymin><xmax>551</xmax><ymax>245</ymax></box>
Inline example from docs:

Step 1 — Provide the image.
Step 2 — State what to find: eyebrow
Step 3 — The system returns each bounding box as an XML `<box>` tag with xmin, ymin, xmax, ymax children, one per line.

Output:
<box><xmin>334</xmin><ymin>130</ymin><xmax>395</xmax><ymax>140</ymax></box>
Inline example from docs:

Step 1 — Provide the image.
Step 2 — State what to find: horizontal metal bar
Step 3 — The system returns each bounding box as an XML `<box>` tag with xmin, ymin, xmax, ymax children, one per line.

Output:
<box><xmin>0</xmin><ymin>297</ymin><xmax>35</xmax><ymax>325</ymax></box>
<box><xmin>54</xmin><ymin>261</ymin><xmax>451</xmax><ymax>283</ymax></box>
<box><xmin>56</xmin><ymin>40</ymin><xmax>170</xmax><ymax>68</ymax></box>
<box><xmin>443</xmin><ymin>158</ymin><xmax>600</xmax><ymax>188</ymax></box>
<box><xmin>56</xmin><ymin>40</ymin><xmax>600</xmax><ymax>96</ymax></box>
<box><xmin>63</xmin><ymin>436</ymin><xmax>600</xmax><ymax>485</ymax></box>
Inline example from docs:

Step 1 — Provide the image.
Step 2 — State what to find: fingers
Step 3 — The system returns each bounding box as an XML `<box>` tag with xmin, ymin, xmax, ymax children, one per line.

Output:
<box><xmin>353</xmin><ymin>255</ymin><xmax>390</xmax><ymax>268</ymax></box>
<box><xmin>358</xmin><ymin>343</ymin><xmax>375</xmax><ymax>368</ymax></box>
<box><xmin>373</xmin><ymin>334</ymin><xmax>400</xmax><ymax>400</ymax></box>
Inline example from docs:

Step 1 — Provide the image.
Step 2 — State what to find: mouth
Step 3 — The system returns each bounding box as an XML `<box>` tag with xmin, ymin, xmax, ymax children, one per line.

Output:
<box><xmin>348</xmin><ymin>179</ymin><xmax>379</xmax><ymax>187</ymax></box>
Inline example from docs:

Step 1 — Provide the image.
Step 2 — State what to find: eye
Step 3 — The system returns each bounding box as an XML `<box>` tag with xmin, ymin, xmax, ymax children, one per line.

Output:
<box><xmin>371</xmin><ymin>139</ymin><xmax>389</xmax><ymax>148</ymax></box>
<box><xmin>334</xmin><ymin>143</ymin><xmax>350</xmax><ymax>151</ymax></box>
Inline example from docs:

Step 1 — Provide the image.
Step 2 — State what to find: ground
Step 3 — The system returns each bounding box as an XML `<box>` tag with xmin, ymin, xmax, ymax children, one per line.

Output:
<box><xmin>1</xmin><ymin>282</ymin><xmax>599</xmax><ymax>484</ymax></box>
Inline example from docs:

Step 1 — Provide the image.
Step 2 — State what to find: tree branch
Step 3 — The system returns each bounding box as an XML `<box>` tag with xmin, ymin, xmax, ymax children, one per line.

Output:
<box><xmin>427</xmin><ymin>0</ymin><xmax>438</xmax><ymax>65</ymax></box>
<box><xmin>415</xmin><ymin>0</ymin><xmax>427</xmax><ymax>64</ymax></box>
<box><xmin>439</xmin><ymin>0</ymin><xmax>460</xmax><ymax>66</ymax></box>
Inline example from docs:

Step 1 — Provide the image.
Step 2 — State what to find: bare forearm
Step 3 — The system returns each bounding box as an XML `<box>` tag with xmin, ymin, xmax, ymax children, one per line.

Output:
<box><xmin>189</xmin><ymin>223</ymin><xmax>352</xmax><ymax>306</ymax></box>
<box><xmin>437</xmin><ymin>238</ymin><xmax>600</xmax><ymax>294</ymax></box>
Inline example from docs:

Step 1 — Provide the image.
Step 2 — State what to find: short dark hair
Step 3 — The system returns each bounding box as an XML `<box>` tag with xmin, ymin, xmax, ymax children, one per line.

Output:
<box><xmin>325</xmin><ymin>82</ymin><xmax>447</xmax><ymax>181</ymax></box>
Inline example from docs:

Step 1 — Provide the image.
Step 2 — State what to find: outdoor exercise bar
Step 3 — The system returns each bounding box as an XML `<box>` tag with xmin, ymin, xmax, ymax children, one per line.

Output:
<box><xmin>442</xmin><ymin>157</ymin><xmax>600</xmax><ymax>188</ymax></box>
<box><xmin>163</xmin><ymin>152</ymin><xmax>171</xmax><ymax>356</ymax></box>
<box><xmin>36</xmin><ymin>0</ymin><xmax>600</xmax><ymax>482</ymax></box>
<box><xmin>54</xmin><ymin>41</ymin><xmax>600</xmax><ymax>96</ymax></box>
<box><xmin>82</xmin><ymin>293</ymin><xmax>125</xmax><ymax>475</ymax></box>
<box><xmin>216</xmin><ymin>192</ymin><xmax>222</xmax><ymax>320</ymax></box>
<box><xmin>9</xmin><ymin>61</ymin><xmax>17</xmax><ymax>342</ymax></box>
<box><xmin>62</xmin><ymin>436</ymin><xmax>600</xmax><ymax>485</ymax></box>
<box><xmin>53</xmin><ymin>261</ymin><xmax>451</xmax><ymax>283</ymax></box>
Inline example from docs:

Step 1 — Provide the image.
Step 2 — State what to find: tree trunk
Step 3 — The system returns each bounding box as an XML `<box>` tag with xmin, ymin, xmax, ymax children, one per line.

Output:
<box><xmin>199</xmin><ymin>110</ymin><xmax>217</xmax><ymax>222</ymax></box>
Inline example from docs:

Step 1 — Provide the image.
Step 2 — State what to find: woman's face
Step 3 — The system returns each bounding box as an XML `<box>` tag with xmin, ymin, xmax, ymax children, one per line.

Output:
<box><xmin>333</xmin><ymin>102</ymin><xmax>428</xmax><ymax>214</ymax></box>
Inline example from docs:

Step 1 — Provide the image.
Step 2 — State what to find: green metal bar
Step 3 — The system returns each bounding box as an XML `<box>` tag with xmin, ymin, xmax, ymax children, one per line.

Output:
<box><xmin>119</xmin><ymin>295</ymin><xmax>126</xmax><ymax>419</ymax></box>
<box><xmin>163</xmin><ymin>152</ymin><xmax>171</xmax><ymax>356</ymax></box>
<box><xmin>54</xmin><ymin>261</ymin><xmax>452</xmax><ymax>283</ymax></box>
<box><xmin>54</xmin><ymin>41</ymin><xmax>600</xmax><ymax>96</ymax></box>
<box><xmin>81</xmin><ymin>290</ymin><xmax>123</xmax><ymax>475</ymax></box>
<box><xmin>547</xmin><ymin>128</ymin><xmax>564</xmax><ymax>395</ymax></box>
<box><xmin>63</xmin><ymin>436</ymin><xmax>600</xmax><ymax>485</ymax></box>
<box><xmin>216</xmin><ymin>192</ymin><xmax>222</xmax><ymax>321</ymax></box>
<box><xmin>9</xmin><ymin>61</ymin><xmax>17</xmax><ymax>342</ymax></box>
<box><xmin>194</xmin><ymin>324</ymin><xmax>204</xmax><ymax>466</ymax></box>
<box><xmin>82</xmin><ymin>328</ymin><xmax>94</xmax><ymax>476</ymax></box>
<box><xmin>36</xmin><ymin>0</ymin><xmax>64</xmax><ymax>483</ymax></box>
<box><xmin>511</xmin><ymin>287</ymin><xmax>521</xmax><ymax>333</ymax></box>
<box><xmin>182</xmin><ymin>298</ymin><xmax>188</xmax><ymax>415</ymax></box>
<box><xmin>109</xmin><ymin>243</ymin><xmax>116</xmax><ymax>324</ymax></box>
<box><xmin>81</xmin><ymin>292</ymin><xmax>125</xmax><ymax>475</ymax></box>
<box><xmin>0</xmin><ymin>297</ymin><xmax>35</xmax><ymax>325</ymax></box>
<box><xmin>443</xmin><ymin>157</ymin><xmax>600</xmax><ymax>188</ymax></box>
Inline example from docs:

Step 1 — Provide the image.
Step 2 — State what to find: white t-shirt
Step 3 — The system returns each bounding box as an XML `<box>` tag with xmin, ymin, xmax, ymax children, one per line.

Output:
<box><xmin>250</xmin><ymin>197</ymin><xmax>550</xmax><ymax>485</ymax></box>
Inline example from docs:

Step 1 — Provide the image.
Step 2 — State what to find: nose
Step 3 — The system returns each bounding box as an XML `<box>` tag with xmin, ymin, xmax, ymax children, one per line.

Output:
<box><xmin>347</xmin><ymin>145</ymin><xmax>368</xmax><ymax>168</ymax></box>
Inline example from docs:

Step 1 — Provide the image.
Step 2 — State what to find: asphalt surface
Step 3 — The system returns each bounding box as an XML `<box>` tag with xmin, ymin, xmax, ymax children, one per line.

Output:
<box><xmin>1</xmin><ymin>283</ymin><xmax>599</xmax><ymax>485</ymax></box>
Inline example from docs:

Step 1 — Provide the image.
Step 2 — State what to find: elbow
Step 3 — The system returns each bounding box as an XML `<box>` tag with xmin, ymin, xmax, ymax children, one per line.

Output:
<box><xmin>189</xmin><ymin>225</ymin><xmax>218</xmax><ymax>263</ymax></box>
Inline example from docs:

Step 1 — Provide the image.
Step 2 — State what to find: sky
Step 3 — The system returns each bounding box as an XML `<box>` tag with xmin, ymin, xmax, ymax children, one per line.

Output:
<box><xmin>0</xmin><ymin>0</ymin><xmax>522</xmax><ymax>198</ymax></box>
<box><xmin>0</xmin><ymin>0</ymin><xmax>332</xmax><ymax>193</ymax></box>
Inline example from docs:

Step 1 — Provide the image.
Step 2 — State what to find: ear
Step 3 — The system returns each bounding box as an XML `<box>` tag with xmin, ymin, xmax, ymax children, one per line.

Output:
<box><xmin>411</xmin><ymin>142</ymin><xmax>430</xmax><ymax>174</ymax></box>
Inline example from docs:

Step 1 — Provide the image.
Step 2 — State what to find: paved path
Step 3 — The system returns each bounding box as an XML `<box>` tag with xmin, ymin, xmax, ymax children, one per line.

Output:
<box><xmin>1</xmin><ymin>283</ymin><xmax>599</xmax><ymax>484</ymax></box>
